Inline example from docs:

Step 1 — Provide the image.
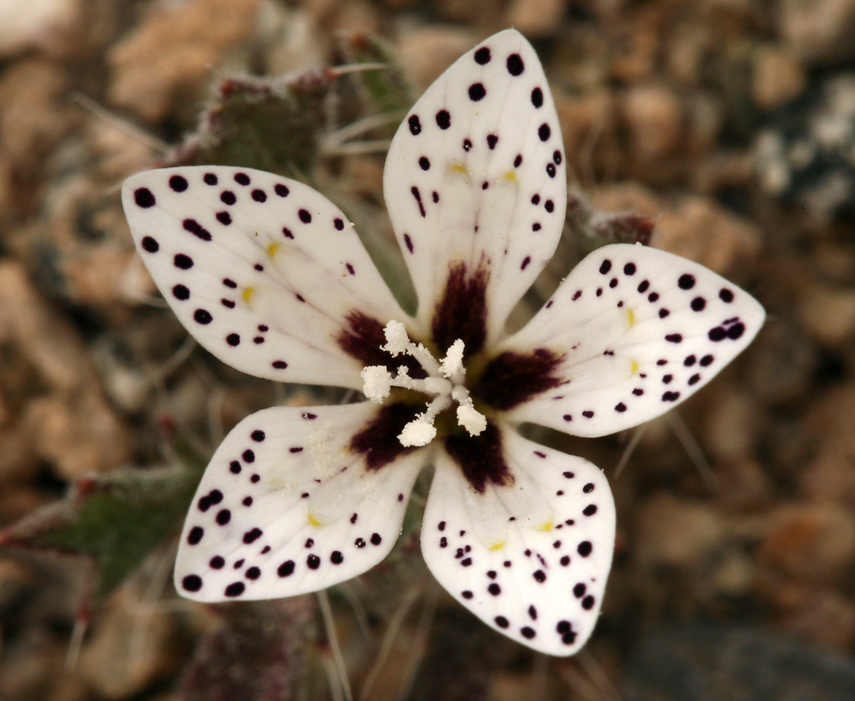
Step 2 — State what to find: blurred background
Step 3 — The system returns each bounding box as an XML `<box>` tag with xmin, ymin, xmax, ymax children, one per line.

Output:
<box><xmin>1</xmin><ymin>0</ymin><xmax>855</xmax><ymax>699</ymax></box>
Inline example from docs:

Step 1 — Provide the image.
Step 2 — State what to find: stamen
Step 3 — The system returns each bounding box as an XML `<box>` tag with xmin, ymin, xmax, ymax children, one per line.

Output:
<box><xmin>362</xmin><ymin>321</ymin><xmax>489</xmax><ymax>447</ymax></box>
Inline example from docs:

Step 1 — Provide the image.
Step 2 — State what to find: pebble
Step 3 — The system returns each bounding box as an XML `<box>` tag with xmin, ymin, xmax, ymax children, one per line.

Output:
<box><xmin>0</xmin><ymin>0</ymin><xmax>80</xmax><ymax>57</ymax></box>
<box><xmin>624</xmin><ymin>624</ymin><xmax>855</xmax><ymax>700</ymax></box>
<box><xmin>777</xmin><ymin>0</ymin><xmax>855</xmax><ymax>64</ymax></box>
<box><xmin>622</xmin><ymin>83</ymin><xmax>684</xmax><ymax>165</ymax></box>
<box><xmin>759</xmin><ymin>503</ymin><xmax>855</xmax><ymax>586</ymax></box>
<box><xmin>395</xmin><ymin>26</ymin><xmax>478</xmax><ymax>92</ymax></box>
<box><xmin>797</xmin><ymin>283</ymin><xmax>855</xmax><ymax>346</ymax></box>
<box><xmin>652</xmin><ymin>195</ymin><xmax>762</xmax><ymax>275</ymax></box>
<box><xmin>751</xmin><ymin>45</ymin><xmax>806</xmax><ymax>110</ymax></box>
<box><xmin>79</xmin><ymin>583</ymin><xmax>180</xmax><ymax>700</ymax></box>
<box><xmin>107</xmin><ymin>0</ymin><xmax>261</xmax><ymax>122</ymax></box>
<box><xmin>506</xmin><ymin>0</ymin><xmax>567</xmax><ymax>38</ymax></box>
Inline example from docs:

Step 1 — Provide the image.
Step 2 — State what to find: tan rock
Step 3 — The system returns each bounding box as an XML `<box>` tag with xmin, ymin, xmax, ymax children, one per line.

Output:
<box><xmin>778</xmin><ymin>0</ymin><xmax>855</xmax><ymax>64</ymax></box>
<box><xmin>797</xmin><ymin>284</ymin><xmax>855</xmax><ymax>346</ymax></box>
<box><xmin>781</xmin><ymin>588</ymin><xmax>855</xmax><ymax>649</ymax></box>
<box><xmin>635</xmin><ymin>492</ymin><xmax>724</xmax><ymax>570</ymax></box>
<box><xmin>79</xmin><ymin>583</ymin><xmax>179</xmax><ymax>700</ymax></box>
<box><xmin>26</xmin><ymin>392</ymin><xmax>132</xmax><ymax>479</ymax></box>
<box><xmin>752</xmin><ymin>45</ymin><xmax>806</xmax><ymax>110</ymax></box>
<box><xmin>108</xmin><ymin>0</ymin><xmax>261</xmax><ymax>122</ymax></box>
<box><xmin>704</xmin><ymin>390</ymin><xmax>760</xmax><ymax>463</ymax></box>
<box><xmin>759</xmin><ymin>503</ymin><xmax>855</xmax><ymax>586</ymax></box>
<box><xmin>0</xmin><ymin>262</ymin><xmax>90</xmax><ymax>393</ymax></box>
<box><xmin>0</xmin><ymin>58</ymin><xmax>75</xmax><ymax>170</ymax></box>
<box><xmin>589</xmin><ymin>181</ymin><xmax>663</xmax><ymax>219</ymax></box>
<box><xmin>652</xmin><ymin>195</ymin><xmax>762</xmax><ymax>275</ymax></box>
<box><xmin>395</xmin><ymin>26</ymin><xmax>478</xmax><ymax>92</ymax></box>
<box><xmin>506</xmin><ymin>0</ymin><xmax>567</xmax><ymax>38</ymax></box>
<box><xmin>554</xmin><ymin>89</ymin><xmax>619</xmax><ymax>180</ymax></box>
<box><xmin>800</xmin><ymin>382</ymin><xmax>855</xmax><ymax>504</ymax></box>
<box><xmin>0</xmin><ymin>0</ymin><xmax>80</xmax><ymax>57</ymax></box>
<box><xmin>621</xmin><ymin>82</ymin><xmax>684</xmax><ymax>163</ymax></box>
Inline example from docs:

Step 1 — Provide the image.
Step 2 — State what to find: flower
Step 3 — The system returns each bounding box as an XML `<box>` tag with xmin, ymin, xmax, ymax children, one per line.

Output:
<box><xmin>122</xmin><ymin>29</ymin><xmax>765</xmax><ymax>656</ymax></box>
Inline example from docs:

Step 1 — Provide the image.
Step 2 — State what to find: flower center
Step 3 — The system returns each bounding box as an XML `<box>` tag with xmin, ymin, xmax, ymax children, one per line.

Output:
<box><xmin>360</xmin><ymin>321</ymin><xmax>487</xmax><ymax>448</ymax></box>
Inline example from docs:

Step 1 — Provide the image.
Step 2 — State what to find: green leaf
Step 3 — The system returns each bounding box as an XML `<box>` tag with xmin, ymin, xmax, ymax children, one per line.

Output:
<box><xmin>1</xmin><ymin>458</ymin><xmax>204</xmax><ymax>600</ymax></box>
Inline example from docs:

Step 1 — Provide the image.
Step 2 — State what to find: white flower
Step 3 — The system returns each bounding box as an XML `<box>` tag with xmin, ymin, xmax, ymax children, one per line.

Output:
<box><xmin>122</xmin><ymin>29</ymin><xmax>765</xmax><ymax>656</ymax></box>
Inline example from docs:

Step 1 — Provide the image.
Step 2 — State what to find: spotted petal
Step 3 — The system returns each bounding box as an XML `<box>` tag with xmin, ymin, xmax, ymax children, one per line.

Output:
<box><xmin>422</xmin><ymin>428</ymin><xmax>615</xmax><ymax>655</ymax></box>
<box><xmin>495</xmin><ymin>244</ymin><xmax>765</xmax><ymax>437</ymax></box>
<box><xmin>123</xmin><ymin>166</ymin><xmax>409</xmax><ymax>389</ymax></box>
<box><xmin>174</xmin><ymin>403</ymin><xmax>428</xmax><ymax>601</ymax></box>
<box><xmin>384</xmin><ymin>29</ymin><xmax>566</xmax><ymax>352</ymax></box>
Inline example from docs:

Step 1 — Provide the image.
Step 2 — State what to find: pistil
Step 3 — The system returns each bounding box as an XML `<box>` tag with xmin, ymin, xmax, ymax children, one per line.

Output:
<box><xmin>360</xmin><ymin>321</ymin><xmax>488</xmax><ymax>447</ymax></box>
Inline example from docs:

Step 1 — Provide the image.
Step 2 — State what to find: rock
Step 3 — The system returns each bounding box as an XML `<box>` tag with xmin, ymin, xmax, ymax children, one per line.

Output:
<box><xmin>621</xmin><ymin>82</ymin><xmax>684</xmax><ymax>164</ymax></box>
<box><xmin>506</xmin><ymin>0</ymin><xmax>567</xmax><ymax>38</ymax></box>
<box><xmin>704</xmin><ymin>390</ymin><xmax>761</xmax><ymax>464</ymax></box>
<box><xmin>652</xmin><ymin>195</ymin><xmax>762</xmax><ymax>276</ymax></box>
<box><xmin>395</xmin><ymin>26</ymin><xmax>478</xmax><ymax>92</ymax></box>
<box><xmin>797</xmin><ymin>283</ymin><xmax>855</xmax><ymax>346</ymax></box>
<box><xmin>553</xmin><ymin>89</ymin><xmax>620</xmax><ymax>179</ymax></box>
<box><xmin>799</xmin><ymin>383</ymin><xmax>855</xmax><ymax>504</ymax></box>
<box><xmin>778</xmin><ymin>0</ymin><xmax>855</xmax><ymax>65</ymax></box>
<box><xmin>26</xmin><ymin>392</ymin><xmax>132</xmax><ymax>480</ymax></box>
<box><xmin>747</xmin><ymin>315</ymin><xmax>817</xmax><ymax>406</ymax></box>
<box><xmin>0</xmin><ymin>0</ymin><xmax>80</xmax><ymax>57</ymax></box>
<box><xmin>79</xmin><ymin>582</ymin><xmax>180</xmax><ymax>700</ymax></box>
<box><xmin>107</xmin><ymin>0</ymin><xmax>261</xmax><ymax>123</ymax></box>
<box><xmin>634</xmin><ymin>492</ymin><xmax>724</xmax><ymax>570</ymax></box>
<box><xmin>759</xmin><ymin>503</ymin><xmax>855</xmax><ymax>586</ymax></box>
<box><xmin>752</xmin><ymin>45</ymin><xmax>806</xmax><ymax>110</ymax></box>
<box><xmin>589</xmin><ymin>181</ymin><xmax>663</xmax><ymax>219</ymax></box>
<box><xmin>781</xmin><ymin>588</ymin><xmax>855</xmax><ymax>649</ymax></box>
<box><xmin>623</xmin><ymin>624</ymin><xmax>855</xmax><ymax>701</ymax></box>
<box><xmin>0</xmin><ymin>58</ymin><xmax>76</xmax><ymax>182</ymax></box>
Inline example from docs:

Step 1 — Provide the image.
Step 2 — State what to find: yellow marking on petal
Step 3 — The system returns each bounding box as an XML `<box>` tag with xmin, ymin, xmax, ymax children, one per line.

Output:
<box><xmin>488</xmin><ymin>541</ymin><xmax>506</xmax><ymax>551</ymax></box>
<box><xmin>630</xmin><ymin>359</ymin><xmax>639</xmax><ymax>375</ymax></box>
<box><xmin>538</xmin><ymin>521</ymin><xmax>554</xmax><ymax>532</ymax></box>
<box><xmin>267</xmin><ymin>243</ymin><xmax>279</xmax><ymax>258</ymax></box>
<box><xmin>626</xmin><ymin>308</ymin><xmax>635</xmax><ymax>328</ymax></box>
<box><xmin>503</xmin><ymin>171</ymin><xmax>516</xmax><ymax>182</ymax></box>
<box><xmin>308</xmin><ymin>513</ymin><xmax>322</xmax><ymax>527</ymax></box>
<box><xmin>242</xmin><ymin>287</ymin><xmax>254</xmax><ymax>304</ymax></box>
<box><xmin>450</xmin><ymin>163</ymin><xmax>468</xmax><ymax>174</ymax></box>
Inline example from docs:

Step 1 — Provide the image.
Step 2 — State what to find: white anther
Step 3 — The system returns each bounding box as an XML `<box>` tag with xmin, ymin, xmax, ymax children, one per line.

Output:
<box><xmin>361</xmin><ymin>366</ymin><xmax>392</xmax><ymax>403</ymax></box>
<box><xmin>439</xmin><ymin>339</ymin><xmax>466</xmax><ymax>380</ymax></box>
<box><xmin>457</xmin><ymin>404</ymin><xmax>487</xmax><ymax>436</ymax></box>
<box><xmin>382</xmin><ymin>320</ymin><xmax>410</xmax><ymax>356</ymax></box>
<box><xmin>399</xmin><ymin>419</ymin><xmax>437</xmax><ymax>447</ymax></box>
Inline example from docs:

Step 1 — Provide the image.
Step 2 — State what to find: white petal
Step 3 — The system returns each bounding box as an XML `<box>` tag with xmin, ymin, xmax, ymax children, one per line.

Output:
<box><xmin>123</xmin><ymin>166</ymin><xmax>410</xmax><ymax>389</ymax></box>
<box><xmin>422</xmin><ymin>429</ymin><xmax>615</xmax><ymax>656</ymax></box>
<box><xmin>498</xmin><ymin>244</ymin><xmax>766</xmax><ymax>437</ymax></box>
<box><xmin>174</xmin><ymin>403</ymin><xmax>428</xmax><ymax>601</ymax></box>
<box><xmin>384</xmin><ymin>29</ymin><xmax>566</xmax><ymax>348</ymax></box>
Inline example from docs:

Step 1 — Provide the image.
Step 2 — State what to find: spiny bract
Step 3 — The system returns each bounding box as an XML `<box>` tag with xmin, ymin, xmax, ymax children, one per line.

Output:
<box><xmin>122</xmin><ymin>29</ymin><xmax>765</xmax><ymax>656</ymax></box>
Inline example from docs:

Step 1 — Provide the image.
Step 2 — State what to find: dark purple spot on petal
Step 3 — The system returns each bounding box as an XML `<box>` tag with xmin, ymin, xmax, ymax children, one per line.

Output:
<box><xmin>182</xmin><ymin>574</ymin><xmax>202</xmax><ymax>591</ymax></box>
<box><xmin>469</xmin><ymin>83</ymin><xmax>486</xmax><ymax>101</ymax></box>
<box><xmin>506</xmin><ymin>53</ymin><xmax>524</xmax><ymax>75</ymax></box>
<box><xmin>134</xmin><ymin>188</ymin><xmax>156</xmax><ymax>208</ymax></box>
<box><xmin>141</xmin><ymin>236</ymin><xmax>159</xmax><ymax>252</ymax></box>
